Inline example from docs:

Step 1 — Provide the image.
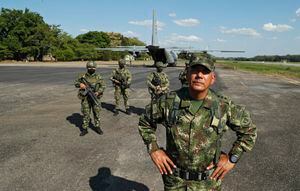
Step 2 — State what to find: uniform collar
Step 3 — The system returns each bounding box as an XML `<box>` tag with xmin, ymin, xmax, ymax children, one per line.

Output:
<box><xmin>85</xmin><ymin>72</ymin><xmax>96</xmax><ymax>77</ymax></box>
<box><xmin>178</xmin><ymin>88</ymin><xmax>214</xmax><ymax>110</ymax></box>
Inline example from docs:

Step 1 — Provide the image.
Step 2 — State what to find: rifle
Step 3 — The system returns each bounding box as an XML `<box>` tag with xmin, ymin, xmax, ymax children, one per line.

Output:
<box><xmin>80</xmin><ymin>77</ymin><xmax>101</xmax><ymax>107</ymax></box>
<box><xmin>151</xmin><ymin>72</ymin><xmax>161</xmax><ymax>86</ymax></box>
<box><xmin>150</xmin><ymin>72</ymin><xmax>163</xmax><ymax>97</ymax></box>
<box><xmin>111</xmin><ymin>70</ymin><xmax>134</xmax><ymax>91</ymax></box>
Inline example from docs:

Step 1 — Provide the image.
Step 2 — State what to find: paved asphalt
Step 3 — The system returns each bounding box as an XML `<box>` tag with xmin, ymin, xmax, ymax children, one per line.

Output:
<box><xmin>0</xmin><ymin>63</ymin><xmax>299</xmax><ymax>191</ymax></box>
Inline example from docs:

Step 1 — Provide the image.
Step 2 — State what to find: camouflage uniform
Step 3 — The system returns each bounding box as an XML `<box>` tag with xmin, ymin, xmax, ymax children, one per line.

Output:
<box><xmin>111</xmin><ymin>60</ymin><xmax>132</xmax><ymax>111</ymax></box>
<box><xmin>147</xmin><ymin>62</ymin><xmax>170</xmax><ymax>100</ymax></box>
<box><xmin>138</xmin><ymin>87</ymin><xmax>257</xmax><ymax>191</ymax></box>
<box><xmin>178</xmin><ymin>62</ymin><xmax>189</xmax><ymax>87</ymax></box>
<box><xmin>74</xmin><ymin>64</ymin><xmax>106</xmax><ymax>133</ymax></box>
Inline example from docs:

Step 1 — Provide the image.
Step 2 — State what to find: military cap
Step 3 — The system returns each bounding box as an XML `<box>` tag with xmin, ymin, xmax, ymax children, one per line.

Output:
<box><xmin>189</xmin><ymin>56</ymin><xmax>215</xmax><ymax>71</ymax></box>
<box><xmin>155</xmin><ymin>61</ymin><xmax>166</xmax><ymax>68</ymax></box>
<box><xmin>86</xmin><ymin>61</ymin><xmax>97</xmax><ymax>68</ymax></box>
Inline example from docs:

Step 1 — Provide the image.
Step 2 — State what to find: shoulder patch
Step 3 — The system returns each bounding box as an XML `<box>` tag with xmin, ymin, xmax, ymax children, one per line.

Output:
<box><xmin>212</xmin><ymin>90</ymin><xmax>230</xmax><ymax>103</ymax></box>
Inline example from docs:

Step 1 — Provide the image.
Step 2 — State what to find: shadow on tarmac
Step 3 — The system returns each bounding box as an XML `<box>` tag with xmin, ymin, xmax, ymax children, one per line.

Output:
<box><xmin>101</xmin><ymin>102</ymin><xmax>145</xmax><ymax>116</ymax></box>
<box><xmin>66</xmin><ymin>113</ymin><xmax>102</xmax><ymax>134</ymax></box>
<box><xmin>89</xmin><ymin>167</ymin><xmax>149</xmax><ymax>191</ymax></box>
<box><xmin>66</xmin><ymin>113</ymin><xmax>82</xmax><ymax>130</ymax></box>
<box><xmin>101</xmin><ymin>102</ymin><xmax>115</xmax><ymax>113</ymax></box>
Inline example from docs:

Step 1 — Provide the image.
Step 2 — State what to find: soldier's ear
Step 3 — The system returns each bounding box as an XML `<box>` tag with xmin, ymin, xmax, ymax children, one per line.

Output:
<box><xmin>210</xmin><ymin>72</ymin><xmax>216</xmax><ymax>85</ymax></box>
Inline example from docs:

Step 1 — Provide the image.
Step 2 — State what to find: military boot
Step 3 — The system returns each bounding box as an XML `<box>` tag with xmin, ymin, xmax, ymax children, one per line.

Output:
<box><xmin>95</xmin><ymin>127</ymin><xmax>103</xmax><ymax>135</ymax></box>
<box><xmin>80</xmin><ymin>129</ymin><xmax>88</xmax><ymax>136</ymax></box>
<box><xmin>113</xmin><ymin>108</ymin><xmax>119</xmax><ymax>116</ymax></box>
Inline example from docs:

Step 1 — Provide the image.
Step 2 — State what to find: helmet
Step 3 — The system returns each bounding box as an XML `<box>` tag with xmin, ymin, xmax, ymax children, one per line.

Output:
<box><xmin>118</xmin><ymin>59</ymin><xmax>126</xmax><ymax>68</ymax></box>
<box><xmin>155</xmin><ymin>61</ymin><xmax>166</xmax><ymax>68</ymax></box>
<box><xmin>86</xmin><ymin>61</ymin><xmax>97</xmax><ymax>69</ymax></box>
<box><xmin>118</xmin><ymin>59</ymin><xmax>126</xmax><ymax>65</ymax></box>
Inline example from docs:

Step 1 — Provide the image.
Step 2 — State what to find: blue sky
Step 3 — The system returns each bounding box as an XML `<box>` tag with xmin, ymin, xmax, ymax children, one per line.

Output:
<box><xmin>1</xmin><ymin>0</ymin><xmax>300</xmax><ymax>57</ymax></box>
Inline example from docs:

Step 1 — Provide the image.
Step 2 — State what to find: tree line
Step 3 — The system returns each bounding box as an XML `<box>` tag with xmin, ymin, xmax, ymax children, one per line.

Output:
<box><xmin>0</xmin><ymin>8</ymin><xmax>147</xmax><ymax>61</ymax></box>
<box><xmin>221</xmin><ymin>55</ymin><xmax>300</xmax><ymax>62</ymax></box>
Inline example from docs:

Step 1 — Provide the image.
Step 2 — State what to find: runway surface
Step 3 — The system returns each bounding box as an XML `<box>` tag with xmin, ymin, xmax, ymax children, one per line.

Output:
<box><xmin>0</xmin><ymin>63</ymin><xmax>299</xmax><ymax>191</ymax></box>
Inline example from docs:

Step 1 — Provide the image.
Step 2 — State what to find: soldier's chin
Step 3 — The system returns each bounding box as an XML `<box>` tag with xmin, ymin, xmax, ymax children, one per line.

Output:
<box><xmin>191</xmin><ymin>83</ymin><xmax>205</xmax><ymax>91</ymax></box>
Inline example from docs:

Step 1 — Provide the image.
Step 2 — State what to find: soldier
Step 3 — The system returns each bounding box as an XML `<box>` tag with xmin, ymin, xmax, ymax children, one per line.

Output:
<box><xmin>138</xmin><ymin>56</ymin><xmax>257</xmax><ymax>190</ymax></box>
<box><xmin>74</xmin><ymin>61</ymin><xmax>106</xmax><ymax>136</ymax></box>
<box><xmin>147</xmin><ymin>61</ymin><xmax>170</xmax><ymax>100</ymax></box>
<box><xmin>178</xmin><ymin>62</ymin><xmax>189</xmax><ymax>87</ymax></box>
<box><xmin>110</xmin><ymin>59</ymin><xmax>132</xmax><ymax>115</ymax></box>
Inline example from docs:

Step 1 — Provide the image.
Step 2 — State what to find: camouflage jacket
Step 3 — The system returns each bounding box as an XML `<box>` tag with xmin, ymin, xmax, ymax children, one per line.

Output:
<box><xmin>147</xmin><ymin>71</ymin><xmax>170</xmax><ymax>94</ymax></box>
<box><xmin>138</xmin><ymin>87</ymin><xmax>257</xmax><ymax>172</ymax></box>
<box><xmin>111</xmin><ymin>68</ymin><xmax>132</xmax><ymax>88</ymax></box>
<box><xmin>74</xmin><ymin>72</ymin><xmax>106</xmax><ymax>98</ymax></box>
<box><xmin>178</xmin><ymin>68</ymin><xmax>188</xmax><ymax>86</ymax></box>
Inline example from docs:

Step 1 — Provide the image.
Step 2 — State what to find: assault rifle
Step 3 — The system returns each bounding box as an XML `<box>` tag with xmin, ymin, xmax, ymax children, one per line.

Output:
<box><xmin>111</xmin><ymin>72</ymin><xmax>134</xmax><ymax>91</ymax></box>
<box><xmin>150</xmin><ymin>72</ymin><xmax>164</xmax><ymax>98</ymax></box>
<box><xmin>80</xmin><ymin>77</ymin><xmax>101</xmax><ymax>106</ymax></box>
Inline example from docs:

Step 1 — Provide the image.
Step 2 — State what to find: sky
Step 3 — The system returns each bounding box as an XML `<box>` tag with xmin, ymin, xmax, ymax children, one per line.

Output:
<box><xmin>1</xmin><ymin>0</ymin><xmax>300</xmax><ymax>57</ymax></box>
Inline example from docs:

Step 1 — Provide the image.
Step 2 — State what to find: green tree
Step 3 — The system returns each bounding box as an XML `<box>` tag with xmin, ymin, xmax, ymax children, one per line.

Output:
<box><xmin>0</xmin><ymin>8</ymin><xmax>60</xmax><ymax>61</ymax></box>
<box><xmin>76</xmin><ymin>31</ymin><xmax>110</xmax><ymax>48</ymax></box>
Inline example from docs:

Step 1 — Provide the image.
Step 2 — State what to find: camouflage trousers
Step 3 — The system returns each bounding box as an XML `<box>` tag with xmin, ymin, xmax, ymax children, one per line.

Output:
<box><xmin>81</xmin><ymin>97</ymin><xmax>101</xmax><ymax>130</ymax></box>
<box><xmin>162</xmin><ymin>173</ymin><xmax>221</xmax><ymax>191</ymax></box>
<box><xmin>114</xmin><ymin>86</ymin><xmax>129</xmax><ymax>109</ymax></box>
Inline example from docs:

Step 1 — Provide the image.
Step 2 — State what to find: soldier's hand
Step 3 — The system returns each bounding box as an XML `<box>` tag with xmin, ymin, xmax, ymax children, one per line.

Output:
<box><xmin>94</xmin><ymin>92</ymin><xmax>99</xmax><ymax>96</ymax></box>
<box><xmin>150</xmin><ymin>149</ymin><xmax>176</xmax><ymax>175</ymax></box>
<box><xmin>207</xmin><ymin>153</ymin><xmax>235</xmax><ymax>180</ymax></box>
<box><xmin>79</xmin><ymin>83</ymin><xmax>86</xmax><ymax>89</ymax></box>
<box><xmin>156</xmin><ymin>86</ymin><xmax>162</xmax><ymax>94</ymax></box>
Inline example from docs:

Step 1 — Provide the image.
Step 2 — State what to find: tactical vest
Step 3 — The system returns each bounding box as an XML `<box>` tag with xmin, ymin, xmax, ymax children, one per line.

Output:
<box><xmin>77</xmin><ymin>74</ymin><xmax>100</xmax><ymax>100</ymax></box>
<box><xmin>162</xmin><ymin>90</ymin><xmax>224</xmax><ymax>164</ymax></box>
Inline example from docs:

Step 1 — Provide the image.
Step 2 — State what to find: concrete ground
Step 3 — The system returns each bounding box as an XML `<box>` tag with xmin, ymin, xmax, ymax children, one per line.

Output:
<box><xmin>0</xmin><ymin>62</ymin><xmax>299</xmax><ymax>191</ymax></box>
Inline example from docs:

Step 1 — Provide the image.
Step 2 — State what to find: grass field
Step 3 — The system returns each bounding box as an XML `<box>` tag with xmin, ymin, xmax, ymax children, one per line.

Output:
<box><xmin>216</xmin><ymin>60</ymin><xmax>300</xmax><ymax>79</ymax></box>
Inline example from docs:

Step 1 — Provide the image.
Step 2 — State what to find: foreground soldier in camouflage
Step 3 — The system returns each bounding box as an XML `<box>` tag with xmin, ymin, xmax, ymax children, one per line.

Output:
<box><xmin>75</xmin><ymin>61</ymin><xmax>106</xmax><ymax>136</ymax></box>
<box><xmin>111</xmin><ymin>59</ymin><xmax>132</xmax><ymax>115</ymax></box>
<box><xmin>138</xmin><ymin>56</ymin><xmax>257</xmax><ymax>190</ymax></box>
<box><xmin>147</xmin><ymin>61</ymin><xmax>170</xmax><ymax>100</ymax></box>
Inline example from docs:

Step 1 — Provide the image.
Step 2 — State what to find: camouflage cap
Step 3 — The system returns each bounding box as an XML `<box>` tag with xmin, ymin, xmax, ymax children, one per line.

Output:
<box><xmin>189</xmin><ymin>56</ymin><xmax>215</xmax><ymax>71</ymax></box>
<box><xmin>86</xmin><ymin>61</ymin><xmax>97</xmax><ymax>68</ymax></box>
<box><xmin>155</xmin><ymin>61</ymin><xmax>166</xmax><ymax>68</ymax></box>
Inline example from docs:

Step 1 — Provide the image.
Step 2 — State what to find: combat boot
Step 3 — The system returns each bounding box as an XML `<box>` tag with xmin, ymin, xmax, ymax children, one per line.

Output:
<box><xmin>80</xmin><ymin>129</ymin><xmax>88</xmax><ymax>136</ymax></box>
<box><xmin>95</xmin><ymin>127</ymin><xmax>103</xmax><ymax>135</ymax></box>
<box><xmin>126</xmin><ymin>108</ymin><xmax>131</xmax><ymax>115</ymax></box>
<box><xmin>113</xmin><ymin>109</ymin><xmax>119</xmax><ymax>116</ymax></box>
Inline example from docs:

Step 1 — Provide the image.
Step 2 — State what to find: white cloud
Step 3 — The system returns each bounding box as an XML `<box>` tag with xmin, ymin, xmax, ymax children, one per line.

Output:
<box><xmin>169</xmin><ymin>12</ymin><xmax>176</xmax><ymax>17</ymax></box>
<box><xmin>173</xmin><ymin>34</ymin><xmax>202</xmax><ymax>42</ymax></box>
<box><xmin>263</xmin><ymin>23</ymin><xmax>293</xmax><ymax>32</ymax></box>
<box><xmin>162</xmin><ymin>33</ymin><xmax>202</xmax><ymax>46</ymax></box>
<box><xmin>80</xmin><ymin>29</ymin><xmax>89</xmax><ymax>32</ymax></box>
<box><xmin>290</xmin><ymin>18</ymin><xmax>297</xmax><ymax>23</ymax></box>
<box><xmin>123</xmin><ymin>31</ymin><xmax>139</xmax><ymax>37</ymax></box>
<box><xmin>296</xmin><ymin>8</ymin><xmax>300</xmax><ymax>17</ymax></box>
<box><xmin>269</xmin><ymin>36</ymin><xmax>278</xmax><ymax>40</ymax></box>
<box><xmin>173</xmin><ymin>18</ymin><xmax>200</xmax><ymax>27</ymax></box>
<box><xmin>215</xmin><ymin>38</ymin><xmax>226</xmax><ymax>42</ymax></box>
<box><xmin>128</xmin><ymin>20</ymin><xmax>165</xmax><ymax>30</ymax></box>
<box><xmin>221</xmin><ymin>27</ymin><xmax>261</xmax><ymax>37</ymax></box>
<box><xmin>296</xmin><ymin>36</ymin><xmax>300</xmax><ymax>40</ymax></box>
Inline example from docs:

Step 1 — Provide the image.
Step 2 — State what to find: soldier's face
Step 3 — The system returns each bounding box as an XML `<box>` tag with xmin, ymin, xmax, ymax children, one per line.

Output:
<box><xmin>188</xmin><ymin>65</ymin><xmax>215</xmax><ymax>92</ymax></box>
<box><xmin>157</xmin><ymin>67</ymin><xmax>163</xmax><ymax>72</ymax></box>
<box><xmin>87</xmin><ymin>68</ymin><xmax>96</xmax><ymax>74</ymax></box>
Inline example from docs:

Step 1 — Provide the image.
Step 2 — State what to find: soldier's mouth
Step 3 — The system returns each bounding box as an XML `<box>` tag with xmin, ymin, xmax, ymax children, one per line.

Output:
<box><xmin>192</xmin><ymin>81</ymin><xmax>204</xmax><ymax>84</ymax></box>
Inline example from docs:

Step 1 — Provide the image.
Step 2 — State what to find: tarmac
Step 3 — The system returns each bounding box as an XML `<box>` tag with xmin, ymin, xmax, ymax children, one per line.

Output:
<box><xmin>0</xmin><ymin>62</ymin><xmax>299</xmax><ymax>191</ymax></box>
